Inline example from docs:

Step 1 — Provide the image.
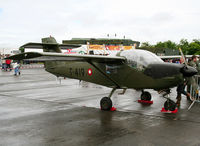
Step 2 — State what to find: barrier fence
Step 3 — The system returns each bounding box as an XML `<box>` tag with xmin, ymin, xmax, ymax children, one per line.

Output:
<box><xmin>188</xmin><ymin>75</ymin><xmax>200</xmax><ymax>110</ymax></box>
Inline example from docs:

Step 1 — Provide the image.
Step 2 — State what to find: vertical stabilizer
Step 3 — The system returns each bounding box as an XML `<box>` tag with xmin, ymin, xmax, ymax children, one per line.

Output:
<box><xmin>42</xmin><ymin>36</ymin><xmax>57</xmax><ymax>44</ymax></box>
<box><xmin>41</xmin><ymin>36</ymin><xmax>61</xmax><ymax>53</ymax></box>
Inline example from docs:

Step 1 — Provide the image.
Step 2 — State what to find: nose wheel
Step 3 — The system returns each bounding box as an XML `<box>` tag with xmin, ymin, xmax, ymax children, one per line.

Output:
<box><xmin>164</xmin><ymin>99</ymin><xmax>176</xmax><ymax>111</ymax></box>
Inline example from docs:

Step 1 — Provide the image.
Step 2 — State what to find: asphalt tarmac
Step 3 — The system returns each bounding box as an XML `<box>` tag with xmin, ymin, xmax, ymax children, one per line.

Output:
<box><xmin>0</xmin><ymin>67</ymin><xmax>200</xmax><ymax>146</ymax></box>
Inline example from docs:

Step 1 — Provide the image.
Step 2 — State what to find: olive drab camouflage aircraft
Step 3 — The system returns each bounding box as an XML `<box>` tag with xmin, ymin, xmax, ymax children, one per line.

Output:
<box><xmin>7</xmin><ymin>37</ymin><xmax>197</xmax><ymax>112</ymax></box>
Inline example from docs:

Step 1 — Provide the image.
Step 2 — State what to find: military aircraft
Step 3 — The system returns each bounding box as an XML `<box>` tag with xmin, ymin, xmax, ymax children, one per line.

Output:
<box><xmin>7</xmin><ymin>37</ymin><xmax>197</xmax><ymax>112</ymax></box>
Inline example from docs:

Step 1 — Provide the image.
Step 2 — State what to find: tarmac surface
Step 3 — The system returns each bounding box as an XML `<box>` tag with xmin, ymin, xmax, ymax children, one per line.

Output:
<box><xmin>0</xmin><ymin>66</ymin><xmax>200</xmax><ymax>146</ymax></box>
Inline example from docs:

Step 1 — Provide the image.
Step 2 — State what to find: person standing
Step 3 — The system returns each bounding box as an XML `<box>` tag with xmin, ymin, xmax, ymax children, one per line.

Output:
<box><xmin>176</xmin><ymin>57</ymin><xmax>193</xmax><ymax>106</ymax></box>
<box><xmin>13</xmin><ymin>62</ymin><xmax>20</xmax><ymax>76</ymax></box>
<box><xmin>1</xmin><ymin>56</ymin><xmax>6</xmax><ymax>70</ymax></box>
<box><xmin>195</xmin><ymin>56</ymin><xmax>200</xmax><ymax>85</ymax></box>
<box><xmin>0</xmin><ymin>54</ymin><xmax>2</xmax><ymax>68</ymax></box>
<box><xmin>187</xmin><ymin>55</ymin><xmax>198</xmax><ymax>97</ymax></box>
<box><xmin>5</xmin><ymin>57</ymin><xmax>12</xmax><ymax>71</ymax></box>
<box><xmin>189</xmin><ymin>55</ymin><xmax>197</xmax><ymax>68</ymax></box>
<box><xmin>176</xmin><ymin>80</ymin><xmax>193</xmax><ymax>106</ymax></box>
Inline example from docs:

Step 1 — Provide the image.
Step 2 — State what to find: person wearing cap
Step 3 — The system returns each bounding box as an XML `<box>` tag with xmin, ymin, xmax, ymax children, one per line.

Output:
<box><xmin>189</xmin><ymin>55</ymin><xmax>197</xmax><ymax>68</ymax></box>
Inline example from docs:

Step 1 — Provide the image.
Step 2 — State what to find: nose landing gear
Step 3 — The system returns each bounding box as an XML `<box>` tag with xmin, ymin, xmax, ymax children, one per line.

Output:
<box><xmin>162</xmin><ymin>89</ymin><xmax>177</xmax><ymax>112</ymax></box>
<box><xmin>164</xmin><ymin>99</ymin><xmax>176</xmax><ymax>111</ymax></box>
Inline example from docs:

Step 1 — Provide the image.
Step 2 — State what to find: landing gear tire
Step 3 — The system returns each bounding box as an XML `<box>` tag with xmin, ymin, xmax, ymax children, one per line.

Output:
<box><xmin>100</xmin><ymin>97</ymin><xmax>112</xmax><ymax>111</ymax></box>
<box><xmin>164</xmin><ymin>100</ymin><xmax>176</xmax><ymax>111</ymax></box>
<box><xmin>141</xmin><ymin>91</ymin><xmax>152</xmax><ymax>101</ymax></box>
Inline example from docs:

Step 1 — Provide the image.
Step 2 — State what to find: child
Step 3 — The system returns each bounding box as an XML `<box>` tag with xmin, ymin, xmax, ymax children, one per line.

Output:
<box><xmin>13</xmin><ymin>62</ymin><xmax>20</xmax><ymax>76</ymax></box>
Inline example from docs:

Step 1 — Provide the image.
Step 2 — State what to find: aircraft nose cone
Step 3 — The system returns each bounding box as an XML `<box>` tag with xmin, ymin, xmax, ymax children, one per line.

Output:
<box><xmin>180</xmin><ymin>66</ymin><xmax>198</xmax><ymax>77</ymax></box>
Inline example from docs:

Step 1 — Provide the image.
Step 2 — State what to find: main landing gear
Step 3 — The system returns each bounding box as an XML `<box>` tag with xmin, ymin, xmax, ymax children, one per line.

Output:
<box><xmin>100</xmin><ymin>88</ymin><xmax>116</xmax><ymax>110</ymax></box>
<box><xmin>140</xmin><ymin>91</ymin><xmax>152</xmax><ymax>101</ymax></box>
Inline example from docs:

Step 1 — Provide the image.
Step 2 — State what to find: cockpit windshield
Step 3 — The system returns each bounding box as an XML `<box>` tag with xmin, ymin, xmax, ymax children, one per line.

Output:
<box><xmin>119</xmin><ymin>49</ymin><xmax>163</xmax><ymax>70</ymax></box>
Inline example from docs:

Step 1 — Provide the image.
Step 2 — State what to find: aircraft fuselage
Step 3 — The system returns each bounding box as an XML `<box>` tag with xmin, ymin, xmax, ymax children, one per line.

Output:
<box><xmin>45</xmin><ymin>61</ymin><xmax>184</xmax><ymax>90</ymax></box>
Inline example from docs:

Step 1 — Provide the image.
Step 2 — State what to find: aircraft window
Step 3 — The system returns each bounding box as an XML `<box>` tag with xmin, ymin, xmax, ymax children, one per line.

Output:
<box><xmin>106</xmin><ymin>64</ymin><xmax>119</xmax><ymax>74</ymax></box>
<box><xmin>120</xmin><ymin>49</ymin><xmax>163</xmax><ymax>70</ymax></box>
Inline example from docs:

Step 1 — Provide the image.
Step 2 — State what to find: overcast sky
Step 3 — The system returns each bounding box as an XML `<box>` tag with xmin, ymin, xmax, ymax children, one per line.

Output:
<box><xmin>0</xmin><ymin>0</ymin><xmax>200</xmax><ymax>48</ymax></box>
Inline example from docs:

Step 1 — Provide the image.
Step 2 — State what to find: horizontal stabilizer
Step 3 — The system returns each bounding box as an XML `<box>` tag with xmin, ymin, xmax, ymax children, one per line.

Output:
<box><xmin>6</xmin><ymin>52</ymin><xmax>42</xmax><ymax>60</ymax></box>
<box><xmin>21</xmin><ymin>43</ymin><xmax>81</xmax><ymax>49</ymax></box>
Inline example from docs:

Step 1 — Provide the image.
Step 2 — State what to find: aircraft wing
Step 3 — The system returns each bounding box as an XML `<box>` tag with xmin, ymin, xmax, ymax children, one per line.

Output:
<box><xmin>6</xmin><ymin>52</ymin><xmax>126</xmax><ymax>63</ymax></box>
<box><xmin>159</xmin><ymin>55</ymin><xmax>181</xmax><ymax>59</ymax></box>
<box><xmin>21</xmin><ymin>43</ymin><xmax>81</xmax><ymax>49</ymax></box>
<box><xmin>159</xmin><ymin>55</ymin><xmax>196</xmax><ymax>59</ymax></box>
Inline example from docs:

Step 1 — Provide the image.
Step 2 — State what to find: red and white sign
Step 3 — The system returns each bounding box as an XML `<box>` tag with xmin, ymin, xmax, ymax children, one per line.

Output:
<box><xmin>88</xmin><ymin>68</ymin><xmax>93</xmax><ymax>76</ymax></box>
<box><xmin>63</xmin><ymin>49</ymin><xmax>77</xmax><ymax>54</ymax></box>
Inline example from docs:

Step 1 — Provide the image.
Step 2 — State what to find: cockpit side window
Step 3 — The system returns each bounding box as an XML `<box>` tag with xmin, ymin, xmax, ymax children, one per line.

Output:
<box><xmin>127</xmin><ymin>59</ymin><xmax>145</xmax><ymax>71</ymax></box>
<box><xmin>127</xmin><ymin>59</ymin><xmax>137</xmax><ymax>68</ymax></box>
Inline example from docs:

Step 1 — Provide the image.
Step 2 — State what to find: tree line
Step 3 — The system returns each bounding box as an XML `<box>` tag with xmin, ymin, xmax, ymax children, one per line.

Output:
<box><xmin>140</xmin><ymin>39</ymin><xmax>200</xmax><ymax>55</ymax></box>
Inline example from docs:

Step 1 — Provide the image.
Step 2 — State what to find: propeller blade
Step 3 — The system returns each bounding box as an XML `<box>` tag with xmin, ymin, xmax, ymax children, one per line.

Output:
<box><xmin>179</xmin><ymin>48</ymin><xmax>188</xmax><ymax>67</ymax></box>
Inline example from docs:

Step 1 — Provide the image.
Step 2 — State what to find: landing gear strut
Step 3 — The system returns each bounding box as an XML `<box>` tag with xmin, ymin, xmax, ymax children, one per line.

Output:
<box><xmin>100</xmin><ymin>88</ymin><xmax>116</xmax><ymax>110</ymax></box>
<box><xmin>140</xmin><ymin>91</ymin><xmax>152</xmax><ymax>101</ymax></box>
